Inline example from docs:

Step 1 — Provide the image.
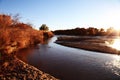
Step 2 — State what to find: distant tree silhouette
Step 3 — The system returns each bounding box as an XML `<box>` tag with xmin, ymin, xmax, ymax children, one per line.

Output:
<box><xmin>106</xmin><ymin>27</ymin><xmax>117</xmax><ymax>36</ymax></box>
<box><xmin>39</xmin><ymin>24</ymin><xmax>49</xmax><ymax>31</ymax></box>
<box><xmin>87</xmin><ymin>27</ymin><xmax>96</xmax><ymax>36</ymax></box>
<box><xmin>53</xmin><ymin>27</ymin><xmax>119</xmax><ymax>36</ymax></box>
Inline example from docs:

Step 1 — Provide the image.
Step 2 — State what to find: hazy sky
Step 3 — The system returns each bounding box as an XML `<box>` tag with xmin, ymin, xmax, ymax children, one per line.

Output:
<box><xmin>0</xmin><ymin>0</ymin><xmax>120</xmax><ymax>30</ymax></box>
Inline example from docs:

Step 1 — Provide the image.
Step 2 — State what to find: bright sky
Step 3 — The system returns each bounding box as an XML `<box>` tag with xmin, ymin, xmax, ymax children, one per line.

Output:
<box><xmin>0</xmin><ymin>0</ymin><xmax>120</xmax><ymax>30</ymax></box>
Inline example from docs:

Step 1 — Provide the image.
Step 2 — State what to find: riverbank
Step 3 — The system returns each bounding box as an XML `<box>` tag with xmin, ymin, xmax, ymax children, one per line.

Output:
<box><xmin>0</xmin><ymin>55</ymin><xmax>57</xmax><ymax>80</ymax></box>
<box><xmin>55</xmin><ymin>36</ymin><xmax>120</xmax><ymax>54</ymax></box>
<box><xmin>0</xmin><ymin>14</ymin><xmax>58</xmax><ymax>80</ymax></box>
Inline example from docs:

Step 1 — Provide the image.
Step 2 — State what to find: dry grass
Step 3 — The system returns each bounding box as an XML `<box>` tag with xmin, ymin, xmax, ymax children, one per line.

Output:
<box><xmin>0</xmin><ymin>27</ymin><xmax>44</xmax><ymax>53</ymax></box>
<box><xmin>0</xmin><ymin>14</ymin><xmax>53</xmax><ymax>55</ymax></box>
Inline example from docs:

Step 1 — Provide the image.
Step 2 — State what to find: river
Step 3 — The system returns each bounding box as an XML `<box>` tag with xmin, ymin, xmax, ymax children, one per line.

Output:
<box><xmin>17</xmin><ymin>36</ymin><xmax>120</xmax><ymax>80</ymax></box>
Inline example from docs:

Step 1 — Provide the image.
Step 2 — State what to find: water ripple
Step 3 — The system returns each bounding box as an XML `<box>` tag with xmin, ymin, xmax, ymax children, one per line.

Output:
<box><xmin>105</xmin><ymin>55</ymin><xmax>120</xmax><ymax>76</ymax></box>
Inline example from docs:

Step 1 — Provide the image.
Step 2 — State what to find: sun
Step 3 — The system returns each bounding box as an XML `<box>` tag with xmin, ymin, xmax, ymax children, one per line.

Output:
<box><xmin>113</xmin><ymin>27</ymin><xmax>120</xmax><ymax>31</ymax></box>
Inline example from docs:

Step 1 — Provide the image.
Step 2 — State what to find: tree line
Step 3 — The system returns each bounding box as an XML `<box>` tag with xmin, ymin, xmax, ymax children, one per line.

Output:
<box><xmin>53</xmin><ymin>27</ymin><xmax>120</xmax><ymax>36</ymax></box>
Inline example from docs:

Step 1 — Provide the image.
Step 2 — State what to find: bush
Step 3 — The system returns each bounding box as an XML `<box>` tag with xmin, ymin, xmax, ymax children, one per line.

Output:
<box><xmin>0</xmin><ymin>14</ymin><xmax>54</xmax><ymax>55</ymax></box>
<box><xmin>0</xmin><ymin>14</ymin><xmax>44</xmax><ymax>54</ymax></box>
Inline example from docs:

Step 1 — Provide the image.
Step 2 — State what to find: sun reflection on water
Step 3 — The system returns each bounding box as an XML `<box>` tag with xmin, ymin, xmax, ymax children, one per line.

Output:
<box><xmin>105</xmin><ymin>37</ymin><xmax>120</xmax><ymax>76</ymax></box>
<box><xmin>105</xmin><ymin>55</ymin><xmax>120</xmax><ymax>76</ymax></box>
<box><xmin>105</xmin><ymin>37</ymin><xmax>120</xmax><ymax>51</ymax></box>
<box><xmin>112</xmin><ymin>55</ymin><xmax>120</xmax><ymax>68</ymax></box>
<box><xmin>110</xmin><ymin>38</ymin><xmax>120</xmax><ymax>51</ymax></box>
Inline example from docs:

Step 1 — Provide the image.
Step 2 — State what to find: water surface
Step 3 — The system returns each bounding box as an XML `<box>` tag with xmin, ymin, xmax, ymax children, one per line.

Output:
<box><xmin>17</xmin><ymin>36</ymin><xmax>120</xmax><ymax>80</ymax></box>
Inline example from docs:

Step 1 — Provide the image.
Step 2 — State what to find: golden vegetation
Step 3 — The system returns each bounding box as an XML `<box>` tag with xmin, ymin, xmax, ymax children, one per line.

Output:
<box><xmin>0</xmin><ymin>14</ymin><xmax>53</xmax><ymax>55</ymax></box>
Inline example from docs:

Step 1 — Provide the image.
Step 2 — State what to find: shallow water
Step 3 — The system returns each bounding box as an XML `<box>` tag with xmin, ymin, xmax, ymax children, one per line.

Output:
<box><xmin>17</xmin><ymin>36</ymin><xmax>120</xmax><ymax>80</ymax></box>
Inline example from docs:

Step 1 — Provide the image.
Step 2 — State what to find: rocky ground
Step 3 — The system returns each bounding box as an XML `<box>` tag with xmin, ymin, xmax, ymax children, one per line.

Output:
<box><xmin>0</xmin><ymin>55</ymin><xmax>58</xmax><ymax>80</ymax></box>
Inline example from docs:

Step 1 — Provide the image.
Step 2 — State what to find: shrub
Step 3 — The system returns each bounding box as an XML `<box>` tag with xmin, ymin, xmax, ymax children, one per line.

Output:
<box><xmin>0</xmin><ymin>14</ymin><xmax>43</xmax><ymax>54</ymax></box>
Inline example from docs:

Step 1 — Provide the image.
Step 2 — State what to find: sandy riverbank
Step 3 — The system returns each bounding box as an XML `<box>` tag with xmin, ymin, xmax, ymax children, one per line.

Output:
<box><xmin>55</xmin><ymin>36</ymin><xmax>120</xmax><ymax>54</ymax></box>
<box><xmin>0</xmin><ymin>55</ymin><xmax>58</xmax><ymax>80</ymax></box>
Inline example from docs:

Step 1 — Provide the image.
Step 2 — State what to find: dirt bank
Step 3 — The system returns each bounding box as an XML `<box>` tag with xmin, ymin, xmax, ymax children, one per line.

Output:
<box><xmin>0</xmin><ymin>55</ymin><xmax>58</xmax><ymax>80</ymax></box>
<box><xmin>55</xmin><ymin>36</ymin><xmax>120</xmax><ymax>54</ymax></box>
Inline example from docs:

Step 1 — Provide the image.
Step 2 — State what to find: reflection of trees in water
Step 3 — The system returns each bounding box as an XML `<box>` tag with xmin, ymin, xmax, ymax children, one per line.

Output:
<box><xmin>16</xmin><ymin>47</ymin><xmax>35</xmax><ymax>62</ymax></box>
<box><xmin>42</xmin><ymin>38</ymin><xmax>51</xmax><ymax>44</ymax></box>
<box><xmin>42</xmin><ymin>31</ymin><xmax>53</xmax><ymax>44</ymax></box>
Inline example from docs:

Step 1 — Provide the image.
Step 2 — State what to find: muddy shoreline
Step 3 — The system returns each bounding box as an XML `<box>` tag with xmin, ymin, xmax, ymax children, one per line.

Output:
<box><xmin>55</xmin><ymin>36</ymin><xmax>120</xmax><ymax>54</ymax></box>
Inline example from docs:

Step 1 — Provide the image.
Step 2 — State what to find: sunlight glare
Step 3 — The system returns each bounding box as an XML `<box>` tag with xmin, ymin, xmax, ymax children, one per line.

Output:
<box><xmin>111</xmin><ymin>55</ymin><xmax>120</xmax><ymax>76</ymax></box>
<box><xmin>110</xmin><ymin>38</ymin><xmax>120</xmax><ymax>51</ymax></box>
<box><xmin>113</xmin><ymin>27</ymin><xmax>120</xmax><ymax>31</ymax></box>
<box><xmin>105</xmin><ymin>55</ymin><xmax>120</xmax><ymax>76</ymax></box>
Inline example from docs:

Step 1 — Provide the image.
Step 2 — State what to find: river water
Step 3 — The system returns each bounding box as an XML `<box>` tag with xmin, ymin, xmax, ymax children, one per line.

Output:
<box><xmin>17</xmin><ymin>36</ymin><xmax>120</xmax><ymax>80</ymax></box>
